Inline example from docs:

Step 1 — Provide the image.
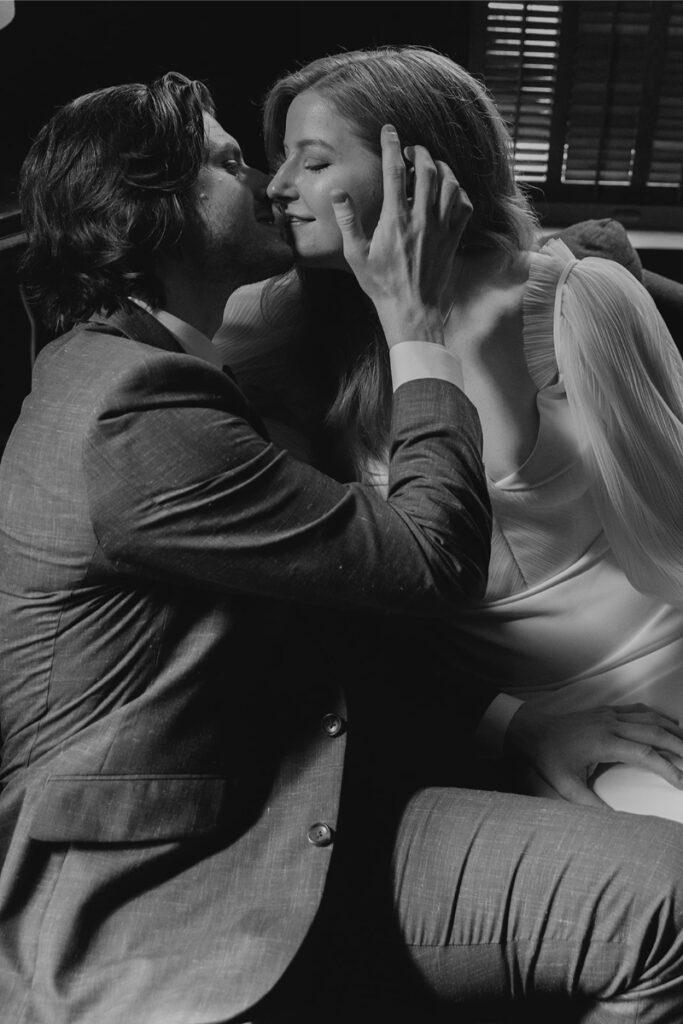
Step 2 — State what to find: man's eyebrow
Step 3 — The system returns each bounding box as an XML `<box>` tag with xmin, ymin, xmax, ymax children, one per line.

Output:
<box><xmin>213</xmin><ymin>141</ymin><xmax>242</xmax><ymax>161</ymax></box>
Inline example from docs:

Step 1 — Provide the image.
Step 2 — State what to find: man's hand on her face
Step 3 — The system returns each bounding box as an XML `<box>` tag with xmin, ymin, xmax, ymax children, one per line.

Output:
<box><xmin>330</xmin><ymin>124</ymin><xmax>472</xmax><ymax>348</ymax></box>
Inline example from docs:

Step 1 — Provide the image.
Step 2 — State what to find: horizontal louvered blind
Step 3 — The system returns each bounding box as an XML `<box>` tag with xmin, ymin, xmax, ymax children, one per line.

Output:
<box><xmin>481</xmin><ymin>2</ymin><xmax>562</xmax><ymax>182</ymax></box>
<box><xmin>563</xmin><ymin>3</ymin><xmax>650</xmax><ymax>186</ymax></box>
<box><xmin>647</xmin><ymin>5</ymin><xmax>683</xmax><ymax>187</ymax></box>
<box><xmin>475</xmin><ymin>0</ymin><xmax>683</xmax><ymax>205</ymax></box>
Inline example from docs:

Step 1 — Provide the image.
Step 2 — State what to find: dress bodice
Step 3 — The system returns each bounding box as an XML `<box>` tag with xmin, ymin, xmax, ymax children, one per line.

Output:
<box><xmin>486</xmin><ymin>238</ymin><xmax>599</xmax><ymax>600</ymax></box>
<box><xmin>461</xmin><ymin>239</ymin><xmax>683</xmax><ymax>717</ymax></box>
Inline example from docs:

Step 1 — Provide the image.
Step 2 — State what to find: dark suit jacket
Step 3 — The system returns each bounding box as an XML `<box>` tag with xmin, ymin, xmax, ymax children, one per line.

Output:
<box><xmin>0</xmin><ymin>304</ymin><xmax>492</xmax><ymax>1023</ymax></box>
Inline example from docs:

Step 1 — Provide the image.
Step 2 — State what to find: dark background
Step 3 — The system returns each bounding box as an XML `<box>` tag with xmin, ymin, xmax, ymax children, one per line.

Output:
<box><xmin>0</xmin><ymin>0</ymin><xmax>475</xmax><ymax>206</ymax></box>
<box><xmin>0</xmin><ymin>0</ymin><xmax>681</xmax><ymax>448</ymax></box>
<box><xmin>0</xmin><ymin>0</ymin><xmax>476</xmax><ymax>446</ymax></box>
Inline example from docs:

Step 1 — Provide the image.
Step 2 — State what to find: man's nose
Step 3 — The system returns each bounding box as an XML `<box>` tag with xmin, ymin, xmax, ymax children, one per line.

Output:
<box><xmin>246</xmin><ymin>165</ymin><xmax>270</xmax><ymax>200</ymax></box>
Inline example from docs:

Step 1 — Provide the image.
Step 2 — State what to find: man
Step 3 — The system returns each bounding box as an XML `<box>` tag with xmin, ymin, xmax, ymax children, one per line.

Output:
<box><xmin>0</xmin><ymin>72</ymin><xmax>682</xmax><ymax>1024</ymax></box>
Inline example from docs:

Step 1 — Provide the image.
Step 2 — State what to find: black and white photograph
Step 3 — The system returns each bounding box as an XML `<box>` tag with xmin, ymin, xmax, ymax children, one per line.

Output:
<box><xmin>1</xmin><ymin>3</ymin><xmax>683</xmax><ymax>1022</ymax></box>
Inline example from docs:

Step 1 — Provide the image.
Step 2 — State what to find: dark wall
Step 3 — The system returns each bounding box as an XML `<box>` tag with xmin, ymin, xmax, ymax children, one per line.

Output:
<box><xmin>0</xmin><ymin>0</ymin><xmax>474</xmax><ymax>210</ymax></box>
<box><xmin>0</xmin><ymin>0</ymin><xmax>474</xmax><ymax>447</ymax></box>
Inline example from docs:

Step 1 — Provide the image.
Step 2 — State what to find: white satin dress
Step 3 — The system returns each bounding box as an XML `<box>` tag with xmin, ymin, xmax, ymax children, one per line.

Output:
<box><xmin>454</xmin><ymin>238</ymin><xmax>683</xmax><ymax>819</ymax></box>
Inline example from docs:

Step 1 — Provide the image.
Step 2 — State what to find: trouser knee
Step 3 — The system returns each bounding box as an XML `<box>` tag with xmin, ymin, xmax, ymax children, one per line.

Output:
<box><xmin>625</xmin><ymin>817</ymin><xmax>683</xmax><ymax>953</ymax></box>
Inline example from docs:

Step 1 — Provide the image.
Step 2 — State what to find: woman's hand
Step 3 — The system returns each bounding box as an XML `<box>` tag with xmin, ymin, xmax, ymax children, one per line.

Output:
<box><xmin>330</xmin><ymin>124</ymin><xmax>472</xmax><ymax>348</ymax></box>
<box><xmin>505</xmin><ymin>701</ymin><xmax>683</xmax><ymax>807</ymax></box>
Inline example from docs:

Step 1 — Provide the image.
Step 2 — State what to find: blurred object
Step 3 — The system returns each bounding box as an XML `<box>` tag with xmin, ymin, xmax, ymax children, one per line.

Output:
<box><xmin>0</xmin><ymin>0</ymin><xmax>14</xmax><ymax>31</ymax></box>
<box><xmin>549</xmin><ymin>218</ymin><xmax>683</xmax><ymax>350</ymax></box>
<box><xmin>553</xmin><ymin>218</ymin><xmax>644</xmax><ymax>280</ymax></box>
<box><xmin>593</xmin><ymin>761</ymin><xmax>683</xmax><ymax>823</ymax></box>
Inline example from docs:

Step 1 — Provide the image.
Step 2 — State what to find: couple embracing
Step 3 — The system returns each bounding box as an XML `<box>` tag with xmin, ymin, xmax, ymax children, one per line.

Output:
<box><xmin>2</xmin><ymin>47</ymin><xmax>683</xmax><ymax>1024</ymax></box>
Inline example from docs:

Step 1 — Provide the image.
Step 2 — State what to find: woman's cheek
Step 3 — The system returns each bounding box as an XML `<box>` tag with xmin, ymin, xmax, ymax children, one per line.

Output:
<box><xmin>356</xmin><ymin>172</ymin><xmax>383</xmax><ymax>234</ymax></box>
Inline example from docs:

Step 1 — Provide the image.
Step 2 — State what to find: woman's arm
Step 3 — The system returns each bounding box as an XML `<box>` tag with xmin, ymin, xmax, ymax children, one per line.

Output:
<box><xmin>556</xmin><ymin>252</ymin><xmax>683</xmax><ymax>607</ymax></box>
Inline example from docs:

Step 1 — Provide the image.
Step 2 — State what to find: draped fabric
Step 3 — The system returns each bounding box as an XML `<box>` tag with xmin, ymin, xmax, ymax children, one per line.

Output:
<box><xmin>542</xmin><ymin>239</ymin><xmax>683</xmax><ymax>608</ymax></box>
<box><xmin>453</xmin><ymin>239</ymin><xmax>683</xmax><ymax>731</ymax></box>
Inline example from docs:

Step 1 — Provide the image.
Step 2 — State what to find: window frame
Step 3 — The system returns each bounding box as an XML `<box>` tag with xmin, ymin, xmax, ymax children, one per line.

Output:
<box><xmin>468</xmin><ymin>0</ymin><xmax>683</xmax><ymax>230</ymax></box>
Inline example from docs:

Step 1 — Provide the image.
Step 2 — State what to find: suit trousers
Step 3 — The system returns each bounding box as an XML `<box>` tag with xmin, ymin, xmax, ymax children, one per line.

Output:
<box><xmin>250</xmin><ymin>786</ymin><xmax>683</xmax><ymax>1024</ymax></box>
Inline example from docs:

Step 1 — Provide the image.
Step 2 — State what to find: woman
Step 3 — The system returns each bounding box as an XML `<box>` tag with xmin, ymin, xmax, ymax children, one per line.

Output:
<box><xmin>215</xmin><ymin>46</ymin><xmax>683</xmax><ymax>818</ymax></box>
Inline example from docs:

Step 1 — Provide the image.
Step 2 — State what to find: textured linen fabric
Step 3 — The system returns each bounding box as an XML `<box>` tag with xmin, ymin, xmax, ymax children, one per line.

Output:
<box><xmin>215</xmin><ymin>276</ymin><xmax>316</xmax><ymax>462</ymax></box>
<box><xmin>391</xmin><ymin>787</ymin><xmax>683</xmax><ymax>1024</ymax></box>
<box><xmin>240</xmin><ymin>783</ymin><xmax>683</xmax><ymax>1024</ymax></box>
<box><xmin>0</xmin><ymin>303</ymin><xmax>492</xmax><ymax>1024</ymax></box>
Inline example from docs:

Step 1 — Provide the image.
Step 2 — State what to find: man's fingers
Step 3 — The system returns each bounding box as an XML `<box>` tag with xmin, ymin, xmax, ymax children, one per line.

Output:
<box><xmin>434</xmin><ymin>161</ymin><xmax>457</xmax><ymax>223</ymax></box>
<box><xmin>410</xmin><ymin>144</ymin><xmax>438</xmax><ymax>216</ymax></box>
<box><xmin>380</xmin><ymin>124</ymin><xmax>407</xmax><ymax>215</ymax></box>
<box><xmin>615</xmin><ymin>712</ymin><xmax>683</xmax><ymax>739</ymax></box>
<box><xmin>624</xmin><ymin>717</ymin><xmax>683</xmax><ymax>741</ymax></box>
<box><xmin>613</xmin><ymin>741</ymin><xmax>683</xmax><ymax>788</ymax></box>
<box><xmin>607</xmin><ymin>702</ymin><xmax>681</xmax><ymax>726</ymax></box>
<box><xmin>331</xmin><ymin>189</ymin><xmax>367</xmax><ymax>265</ymax></box>
<box><xmin>438</xmin><ymin>170</ymin><xmax>472</xmax><ymax>246</ymax></box>
<box><xmin>553</xmin><ymin>774</ymin><xmax>606</xmax><ymax>808</ymax></box>
<box><xmin>613</xmin><ymin>720</ymin><xmax>683</xmax><ymax>755</ymax></box>
<box><xmin>650</xmin><ymin>754</ymin><xmax>683</xmax><ymax>789</ymax></box>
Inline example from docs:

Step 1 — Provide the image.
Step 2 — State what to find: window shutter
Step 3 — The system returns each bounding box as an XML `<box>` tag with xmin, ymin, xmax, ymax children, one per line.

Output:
<box><xmin>480</xmin><ymin>2</ymin><xmax>562</xmax><ymax>183</ymax></box>
<box><xmin>563</xmin><ymin>4</ymin><xmax>651</xmax><ymax>186</ymax></box>
<box><xmin>647</xmin><ymin>4</ymin><xmax>683</xmax><ymax>189</ymax></box>
<box><xmin>472</xmin><ymin>1</ymin><xmax>683</xmax><ymax>219</ymax></box>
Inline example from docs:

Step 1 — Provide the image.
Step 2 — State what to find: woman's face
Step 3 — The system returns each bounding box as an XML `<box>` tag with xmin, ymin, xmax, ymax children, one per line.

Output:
<box><xmin>267</xmin><ymin>90</ymin><xmax>383</xmax><ymax>271</ymax></box>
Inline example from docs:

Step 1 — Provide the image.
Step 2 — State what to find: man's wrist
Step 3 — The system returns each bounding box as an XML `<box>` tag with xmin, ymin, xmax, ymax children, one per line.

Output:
<box><xmin>389</xmin><ymin>342</ymin><xmax>463</xmax><ymax>391</ymax></box>
<box><xmin>504</xmin><ymin>702</ymin><xmax>545</xmax><ymax>759</ymax></box>
<box><xmin>377</xmin><ymin>306</ymin><xmax>445</xmax><ymax>348</ymax></box>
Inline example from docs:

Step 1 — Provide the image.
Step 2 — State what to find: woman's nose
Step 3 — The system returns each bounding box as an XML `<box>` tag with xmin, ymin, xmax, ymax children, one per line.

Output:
<box><xmin>267</xmin><ymin>163</ymin><xmax>296</xmax><ymax>201</ymax></box>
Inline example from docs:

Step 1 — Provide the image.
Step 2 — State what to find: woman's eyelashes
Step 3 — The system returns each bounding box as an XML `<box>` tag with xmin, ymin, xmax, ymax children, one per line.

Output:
<box><xmin>222</xmin><ymin>159</ymin><xmax>241</xmax><ymax>176</ymax></box>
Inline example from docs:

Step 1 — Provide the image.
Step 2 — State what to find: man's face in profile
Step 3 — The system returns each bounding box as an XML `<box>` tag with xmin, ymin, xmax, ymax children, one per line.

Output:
<box><xmin>185</xmin><ymin>113</ymin><xmax>294</xmax><ymax>285</ymax></box>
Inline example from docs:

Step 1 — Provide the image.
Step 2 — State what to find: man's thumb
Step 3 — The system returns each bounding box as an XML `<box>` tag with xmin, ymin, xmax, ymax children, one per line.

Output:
<box><xmin>331</xmin><ymin>190</ymin><xmax>357</xmax><ymax>230</ymax></box>
<box><xmin>330</xmin><ymin>189</ymin><xmax>365</xmax><ymax>264</ymax></box>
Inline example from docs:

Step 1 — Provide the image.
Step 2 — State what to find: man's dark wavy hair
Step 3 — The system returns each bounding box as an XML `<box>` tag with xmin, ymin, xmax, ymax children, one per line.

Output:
<box><xmin>19</xmin><ymin>72</ymin><xmax>216</xmax><ymax>334</ymax></box>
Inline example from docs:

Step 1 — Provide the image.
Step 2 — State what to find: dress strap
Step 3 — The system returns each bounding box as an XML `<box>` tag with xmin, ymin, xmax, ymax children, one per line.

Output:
<box><xmin>552</xmin><ymin>256</ymin><xmax>579</xmax><ymax>361</ymax></box>
<box><xmin>524</xmin><ymin>237</ymin><xmax>577</xmax><ymax>389</ymax></box>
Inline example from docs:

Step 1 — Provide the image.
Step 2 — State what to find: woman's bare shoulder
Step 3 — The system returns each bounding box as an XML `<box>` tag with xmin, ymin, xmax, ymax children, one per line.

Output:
<box><xmin>445</xmin><ymin>249</ymin><xmax>531</xmax><ymax>356</ymax></box>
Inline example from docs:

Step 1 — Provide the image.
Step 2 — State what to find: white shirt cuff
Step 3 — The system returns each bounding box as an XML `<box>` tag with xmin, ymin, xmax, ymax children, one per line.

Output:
<box><xmin>475</xmin><ymin>694</ymin><xmax>525</xmax><ymax>757</ymax></box>
<box><xmin>389</xmin><ymin>342</ymin><xmax>462</xmax><ymax>392</ymax></box>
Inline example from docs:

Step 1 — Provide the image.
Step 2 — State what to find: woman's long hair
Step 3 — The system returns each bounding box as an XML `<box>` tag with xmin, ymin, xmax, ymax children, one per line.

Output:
<box><xmin>20</xmin><ymin>72</ymin><xmax>215</xmax><ymax>335</ymax></box>
<box><xmin>263</xmin><ymin>46</ymin><xmax>538</xmax><ymax>475</ymax></box>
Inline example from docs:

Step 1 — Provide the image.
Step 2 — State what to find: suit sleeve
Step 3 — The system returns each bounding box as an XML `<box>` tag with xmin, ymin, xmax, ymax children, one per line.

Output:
<box><xmin>84</xmin><ymin>352</ymin><xmax>491</xmax><ymax>617</ymax></box>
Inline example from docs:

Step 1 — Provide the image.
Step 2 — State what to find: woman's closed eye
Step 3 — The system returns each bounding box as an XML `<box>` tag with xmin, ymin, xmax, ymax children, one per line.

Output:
<box><xmin>222</xmin><ymin>159</ymin><xmax>241</xmax><ymax>176</ymax></box>
<box><xmin>304</xmin><ymin>161</ymin><xmax>330</xmax><ymax>172</ymax></box>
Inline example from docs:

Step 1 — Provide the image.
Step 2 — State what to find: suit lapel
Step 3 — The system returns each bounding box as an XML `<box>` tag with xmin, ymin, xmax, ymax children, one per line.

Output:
<box><xmin>86</xmin><ymin>304</ymin><xmax>185</xmax><ymax>355</ymax></box>
<box><xmin>85</xmin><ymin>305</ymin><xmax>271</xmax><ymax>442</ymax></box>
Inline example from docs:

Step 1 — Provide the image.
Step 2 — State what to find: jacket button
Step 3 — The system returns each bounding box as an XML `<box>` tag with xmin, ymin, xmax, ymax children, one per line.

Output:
<box><xmin>307</xmin><ymin>822</ymin><xmax>335</xmax><ymax>847</ymax></box>
<box><xmin>321</xmin><ymin>712</ymin><xmax>345</xmax><ymax>737</ymax></box>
